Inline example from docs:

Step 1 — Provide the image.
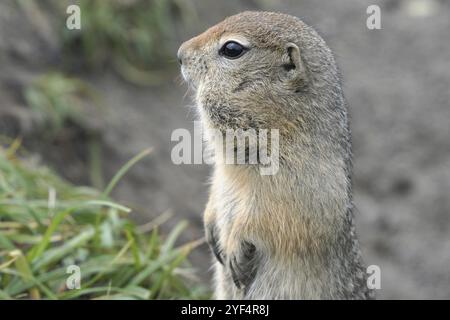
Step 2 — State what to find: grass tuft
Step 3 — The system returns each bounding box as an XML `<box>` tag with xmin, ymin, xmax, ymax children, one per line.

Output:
<box><xmin>0</xmin><ymin>144</ymin><xmax>208</xmax><ymax>299</ymax></box>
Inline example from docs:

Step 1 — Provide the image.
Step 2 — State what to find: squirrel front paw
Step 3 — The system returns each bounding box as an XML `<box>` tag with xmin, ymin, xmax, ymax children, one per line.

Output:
<box><xmin>228</xmin><ymin>241</ymin><xmax>258</xmax><ymax>290</ymax></box>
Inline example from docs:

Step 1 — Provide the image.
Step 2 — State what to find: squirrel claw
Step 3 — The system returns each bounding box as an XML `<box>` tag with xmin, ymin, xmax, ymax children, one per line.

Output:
<box><xmin>228</xmin><ymin>241</ymin><xmax>258</xmax><ymax>291</ymax></box>
<box><xmin>206</xmin><ymin>225</ymin><xmax>225</xmax><ymax>265</ymax></box>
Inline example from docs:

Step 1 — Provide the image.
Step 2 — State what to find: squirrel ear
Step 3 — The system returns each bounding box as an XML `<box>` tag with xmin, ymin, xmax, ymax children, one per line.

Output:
<box><xmin>284</xmin><ymin>42</ymin><xmax>306</xmax><ymax>80</ymax></box>
<box><xmin>282</xmin><ymin>43</ymin><xmax>308</xmax><ymax>91</ymax></box>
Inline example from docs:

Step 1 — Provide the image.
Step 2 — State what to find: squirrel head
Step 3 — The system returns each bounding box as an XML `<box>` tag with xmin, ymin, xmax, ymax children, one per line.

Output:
<box><xmin>178</xmin><ymin>11</ymin><xmax>343</xmax><ymax>140</ymax></box>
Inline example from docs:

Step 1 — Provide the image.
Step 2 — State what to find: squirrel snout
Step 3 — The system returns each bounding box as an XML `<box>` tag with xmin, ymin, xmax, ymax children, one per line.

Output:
<box><xmin>177</xmin><ymin>47</ymin><xmax>184</xmax><ymax>65</ymax></box>
<box><xmin>178</xmin><ymin>37</ymin><xmax>199</xmax><ymax>65</ymax></box>
<box><xmin>177</xmin><ymin>41</ymin><xmax>191</xmax><ymax>66</ymax></box>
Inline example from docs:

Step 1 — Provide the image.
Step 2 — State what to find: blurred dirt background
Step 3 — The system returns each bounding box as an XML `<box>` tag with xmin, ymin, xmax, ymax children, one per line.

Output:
<box><xmin>0</xmin><ymin>0</ymin><xmax>449</xmax><ymax>299</ymax></box>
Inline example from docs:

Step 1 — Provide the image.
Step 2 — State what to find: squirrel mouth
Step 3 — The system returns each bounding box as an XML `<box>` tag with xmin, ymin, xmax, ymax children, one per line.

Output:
<box><xmin>180</xmin><ymin>67</ymin><xmax>198</xmax><ymax>90</ymax></box>
<box><xmin>180</xmin><ymin>66</ymin><xmax>189</xmax><ymax>82</ymax></box>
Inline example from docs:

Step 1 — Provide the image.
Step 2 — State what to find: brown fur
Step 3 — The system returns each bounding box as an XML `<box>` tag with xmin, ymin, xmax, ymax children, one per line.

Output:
<box><xmin>178</xmin><ymin>11</ymin><xmax>374</xmax><ymax>299</ymax></box>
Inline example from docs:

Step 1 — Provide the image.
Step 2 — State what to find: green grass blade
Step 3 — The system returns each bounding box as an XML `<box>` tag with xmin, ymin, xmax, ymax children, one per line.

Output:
<box><xmin>102</xmin><ymin>148</ymin><xmax>152</xmax><ymax>197</ymax></box>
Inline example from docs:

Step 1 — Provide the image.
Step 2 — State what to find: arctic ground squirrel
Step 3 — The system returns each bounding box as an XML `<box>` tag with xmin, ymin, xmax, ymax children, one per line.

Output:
<box><xmin>178</xmin><ymin>11</ymin><xmax>374</xmax><ymax>299</ymax></box>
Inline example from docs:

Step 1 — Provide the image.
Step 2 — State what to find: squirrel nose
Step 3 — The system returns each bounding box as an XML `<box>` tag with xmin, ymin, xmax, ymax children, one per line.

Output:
<box><xmin>177</xmin><ymin>47</ymin><xmax>184</xmax><ymax>65</ymax></box>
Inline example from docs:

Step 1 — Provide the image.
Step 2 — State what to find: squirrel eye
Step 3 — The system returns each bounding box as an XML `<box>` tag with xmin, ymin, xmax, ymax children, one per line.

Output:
<box><xmin>219</xmin><ymin>41</ymin><xmax>247</xmax><ymax>59</ymax></box>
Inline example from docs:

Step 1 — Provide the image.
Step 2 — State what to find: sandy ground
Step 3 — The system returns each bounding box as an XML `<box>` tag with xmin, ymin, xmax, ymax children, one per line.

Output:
<box><xmin>1</xmin><ymin>0</ymin><xmax>449</xmax><ymax>298</ymax></box>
